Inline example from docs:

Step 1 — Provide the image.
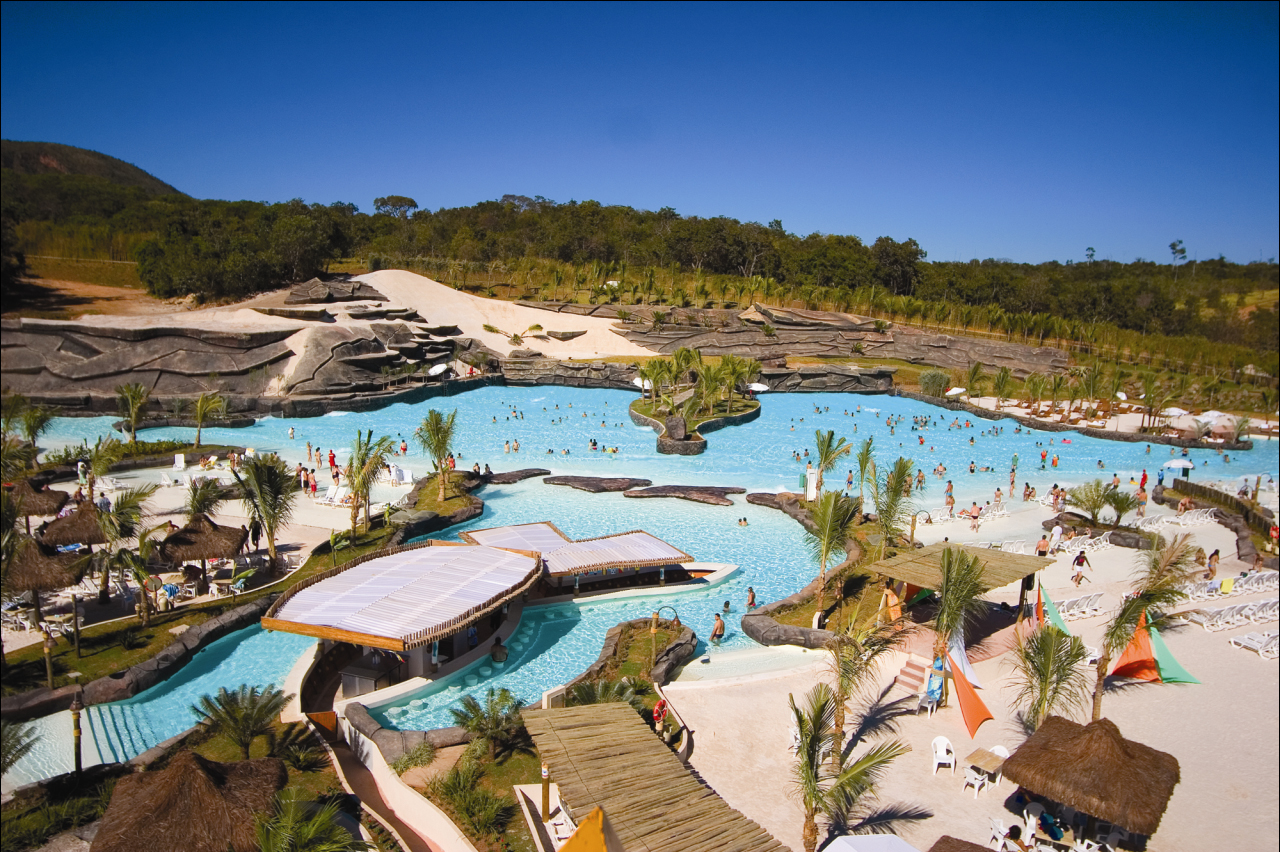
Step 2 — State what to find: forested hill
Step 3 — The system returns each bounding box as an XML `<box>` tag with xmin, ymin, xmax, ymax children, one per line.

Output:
<box><xmin>1</xmin><ymin>140</ymin><xmax>182</xmax><ymax>196</ymax></box>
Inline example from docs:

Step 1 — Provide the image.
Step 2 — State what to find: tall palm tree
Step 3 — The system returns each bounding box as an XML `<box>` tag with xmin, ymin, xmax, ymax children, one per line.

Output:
<box><xmin>109</xmin><ymin>521</ymin><xmax>168</xmax><ymax>626</ymax></box>
<box><xmin>19</xmin><ymin>403</ymin><xmax>57</xmax><ymax>471</ymax></box>
<box><xmin>1009</xmin><ymin>625</ymin><xmax>1089</xmax><ymax>731</ymax></box>
<box><xmin>233</xmin><ymin>454</ymin><xmax>299</xmax><ymax>571</ymax></box>
<box><xmin>257</xmin><ymin>791</ymin><xmax>370</xmax><ymax>852</ymax></box>
<box><xmin>929</xmin><ymin>547</ymin><xmax>987</xmax><ymax>705</ymax></box>
<box><xmin>1023</xmin><ymin>373</ymin><xmax>1046</xmax><ymax>412</ymax></box>
<box><xmin>345</xmin><ymin>430</ymin><xmax>395</xmax><ymax>537</ymax></box>
<box><xmin>855</xmin><ymin>437</ymin><xmax>875</xmax><ymax>514</ymax></box>
<box><xmin>964</xmin><ymin>363</ymin><xmax>987</xmax><ymax>401</ymax></box>
<box><xmin>813</xmin><ymin>429</ymin><xmax>852</xmax><ymax>493</ymax></box>
<box><xmin>95</xmin><ymin>484</ymin><xmax>158</xmax><ymax>605</ymax></box>
<box><xmin>84</xmin><ymin>436</ymin><xmax>123</xmax><ymax>503</ymax></box>
<box><xmin>1</xmin><ymin>719</ymin><xmax>37</xmax><ymax>779</ymax></box>
<box><xmin>414</xmin><ymin>409</ymin><xmax>458</xmax><ymax>503</ymax></box>
<box><xmin>789</xmin><ymin>683</ymin><xmax>912</xmax><ymax>852</ymax></box>
<box><xmin>183</xmin><ymin>477</ymin><xmax>226</xmax><ymax>521</ymax></box>
<box><xmin>991</xmin><ymin>367</ymin><xmax>1013</xmax><ymax>411</ymax></box>
<box><xmin>566</xmin><ymin>678</ymin><xmax>650</xmax><ymax>711</ymax></box>
<box><xmin>451</xmin><ymin>687</ymin><xmax>523</xmax><ymax>761</ymax></box>
<box><xmin>191</xmin><ymin>391</ymin><xmax>226</xmax><ymax>450</ymax></box>
<box><xmin>1048</xmin><ymin>374</ymin><xmax>1067</xmax><ymax>415</ymax></box>
<box><xmin>826</xmin><ymin>617</ymin><xmax>905</xmax><ymax>768</ymax></box>
<box><xmin>1090</xmin><ymin>534</ymin><xmax>1196</xmax><ymax>720</ymax></box>
<box><xmin>115</xmin><ymin>382</ymin><xmax>151</xmax><ymax>444</ymax></box>
<box><xmin>191</xmin><ymin>683</ymin><xmax>294</xmax><ymax>759</ymax></box>
<box><xmin>868</xmin><ymin>457</ymin><xmax>915</xmax><ymax>559</ymax></box>
<box><xmin>804</xmin><ymin>490</ymin><xmax>860</xmax><ymax>617</ymax></box>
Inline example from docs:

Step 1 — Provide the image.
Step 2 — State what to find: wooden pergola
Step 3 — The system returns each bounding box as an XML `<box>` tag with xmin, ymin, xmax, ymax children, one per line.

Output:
<box><xmin>524</xmin><ymin>703</ymin><xmax>788</xmax><ymax>852</ymax></box>
<box><xmin>870</xmin><ymin>542</ymin><xmax>1051</xmax><ymax>592</ymax></box>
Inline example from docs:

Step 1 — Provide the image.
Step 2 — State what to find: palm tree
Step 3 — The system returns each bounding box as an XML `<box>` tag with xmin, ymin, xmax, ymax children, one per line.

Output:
<box><xmin>964</xmin><ymin>363</ymin><xmax>987</xmax><ymax>401</ymax></box>
<box><xmin>566</xmin><ymin>678</ymin><xmax>650</xmax><ymax>711</ymax></box>
<box><xmin>233</xmin><ymin>454</ymin><xmax>299</xmax><ymax>571</ymax></box>
<box><xmin>804</xmin><ymin>491</ymin><xmax>860</xmax><ymax>618</ymax></box>
<box><xmin>183</xmin><ymin>477</ymin><xmax>226</xmax><ymax>521</ymax></box>
<box><xmin>451</xmin><ymin>687</ymin><xmax>523</xmax><ymax>761</ymax></box>
<box><xmin>813</xmin><ymin>430</ymin><xmax>852</xmax><ymax>493</ymax></box>
<box><xmin>1023</xmin><ymin>372</ymin><xmax>1045</xmax><ymax>412</ymax></box>
<box><xmin>1066</xmin><ymin>479</ymin><xmax>1111</xmax><ymax>526</ymax></box>
<box><xmin>191</xmin><ymin>683</ymin><xmax>294</xmax><ymax>759</ymax></box>
<box><xmin>19</xmin><ymin>403</ymin><xmax>57</xmax><ymax>471</ymax></box>
<box><xmin>855</xmin><ymin>437</ymin><xmax>875</xmax><ymax>514</ymax></box>
<box><xmin>868</xmin><ymin>457</ymin><xmax>915</xmax><ymax>559</ymax></box>
<box><xmin>95</xmin><ymin>484</ymin><xmax>158</xmax><ymax>605</ymax></box>
<box><xmin>1009</xmin><ymin>625</ymin><xmax>1089</xmax><ymax>731</ymax></box>
<box><xmin>826</xmin><ymin>618</ymin><xmax>905</xmax><ymax>768</ymax></box>
<box><xmin>929</xmin><ymin>547</ymin><xmax>987</xmax><ymax>705</ymax></box>
<box><xmin>0</xmin><ymin>435</ymin><xmax>36</xmax><ymax>482</ymax></box>
<box><xmin>1090</xmin><ymin>534</ymin><xmax>1197</xmax><ymax>721</ymax></box>
<box><xmin>115</xmin><ymin>382</ymin><xmax>151</xmax><ymax>444</ymax></box>
<box><xmin>414</xmin><ymin>409</ymin><xmax>458</xmax><ymax>503</ymax></box>
<box><xmin>345</xmin><ymin>430</ymin><xmax>395</xmax><ymax>537</ymax></box>
<box><xmin>991</xmin><ymin>367</ymin><xmax>1012</xmax><ymax>411</ymax></box>
<box><xmin>1105</xmin><ymin>490</ymin><xmax>1141</xmax><ymax>526</ymax></box>
<box><xmin>789</xmin><ymin>683</ymin><xmax>912</xmax><ymax>852</ymax></box>
<box><xmin>1048</xmin><ymin>374</ymin><xmax>1067</xmax><ymax>415</ymax></box>
<box><xmin>109</xmin><ymin>521</ymin><xmax>168</xmax><ymax>626</ymax></box>
<box><xmin>83</xmin><ymin>436</ymin><xmax>123</xmax><ymax>503</ymax></box>
<box><xmin>257</xmin><ymin>791</ymin><xmax>370</xmax><ymax>852</ymax></box>
<box><xmin>191</xmin><ymin>391</ymin><xmax>226</xmax><ymax>450</ymax></box>
<box><xmin>1</xmin><ymin>719</ymin><xmax>37</xmax><ymax>779</ymax></box>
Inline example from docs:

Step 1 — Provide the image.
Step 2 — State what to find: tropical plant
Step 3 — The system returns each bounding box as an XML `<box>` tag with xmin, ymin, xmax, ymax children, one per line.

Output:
<box><xmin>114</xmin><ymin>382</ymin><xmax>151</xmax><ymax>444</ymax></box>
<box><xmin>183</xmin><ymin>477</ymin><xmax>226</xmax><ymax>521</ymax></box>
<box><xmin>482</xmin><ymin>322</ymin><xmax>543</xmax><ymax>345</ymax></box>
<box><xmin>867</xmin><ymin>456</ymin><xmax>915</xmax><ymax>558</ymax></box>
<box><xmin>256</xmin><ymin>791</ymin><xmax>369</xmax><ymax>852</ymax></box>
<box><xmin>1105</xmin><ymin>489</ymin><xmax>1141</xmax><ymax>526</ymax></box>
<box><xmin>429</xmin><ymin>759</ymin><xmax>517</xmax><ymax>837</ymax></box>
<box><xmin>854</xmin><ymin>437</ymin><xmax>875</xmax><ymax>514</ymax></box>
<box><xmin>83</xmin><ymin>436</ymin><xmax>124</xmax><ymax>502</ymax></box>
<box><xmin>108</xmin><ymin>520</ymin><xmax>168</xmax><ymax>626</ymax></box>
<box><xmin>191</xmin><ymin>683</ymin><xmax>294</xmax><ymax>760</ymax></box>
<box><xmin>804</xmin><ymin>490</ymin><xmax>861</xmax><ymax>617</ymax></box>
<box><xmin>826</xmin><ymin>617</ymin><xmax>906</xmax><ymax>768</ymax></box>
<box><xmin>1023</xmin><ymin>372</ymin><xmax>1046</xmax><ymax>410</ymax></box>
<box><xmin>813</xmin><ymin>429</ymin><xmax>852</xmax><ymax>493</ymax></box>
<box><xmin>1067</xmin><ymin>479</ymin><xmax>1112</xmax><ymax>526</ymax></box>
<box><xmin>1009</xmin><ymin>625</ymin><xmax>1090</xmax><ymax>731</ymax></box>
<box><xmin>1231</xmin><ymin>416</ymin><xmax>1252</xmax><ymax>443</ymax></box>
<box><xmin>191</xmin><ymin>391</ymin><xmax>226</xmax><ymax>449</ymax></box>
<box><xmin>963</xmin><ymin>363</ymin><xmax>987</xmax><ymax>400</ymax></box>
<box><xmin>789</xmin><ymin>683</ymin><xmax>914</xmax><ymax>852</ymax></box>
<box><xmin>1049</xmin><ymin>373</ymin><xmax>1068</xmax><ymax>415</ymax></box>
<box><xmin>390</xmin><ymin>741</ymin><xmax>438</xmax><ymax>775</ymax></box>
<box><xmin>1090</xmin><ymin>535</ymin><xmax>1197</xmax><ymax>720</ymax></box>
<box><xmin>345</xmin><ymin>430</ymin><xmax>395</xmax><ymax>537</ymax></box>
<box><xmin>918</xmin><ymin>369</ymin><xmax>949</xmax><ymax>398</ymax></box>
<box><xmin>19</xmin><ymin>403</ymin><xmax>58</xmax><ymax>471</ymax></box>
<box><xmin>929</xmin><ymin>547</ymin><xmax>987</xmax><ymax>705</ymax></box>
<box><xmin>94</xmin><ymin>484</ymin><xmax>157</xmax><ymax>604</ymax></box>
<box><xmin>450</xmin><ymin>687</ymin><xmax>524</xmax><ymax>761</ymax></box>
<box><xmin>1</xmin><ymin>719</ymin><xmax>37</xmax><ymax>778</ymax></box>
<box><xmin>566</xmin><ymin>678</ymin><xmax>650</xmax><ymax>711</ymax></box>
<box><xmin>414</xmin><ymin>408</ymin><xmax>458</xmax><ymax>502</ymax></box>
<box><xmin>232</xmin><ymin>453</ymin><xmax>299</xmax><ymax>570</ymax></box>
<box><xmin>991</xmin><ymin>367</ymin><xmax>1013</xmax><ymax>410</ymax></box>
<box><xmin>1</xmin><ymin>435</ymin><xmax>36</xmax><ymax>482</ymax></box>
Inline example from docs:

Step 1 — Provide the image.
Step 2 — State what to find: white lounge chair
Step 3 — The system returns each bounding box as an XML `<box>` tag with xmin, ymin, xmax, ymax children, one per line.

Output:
<box><xmin>173</xmin><ymin>453</ymin><xmax>185</xmax><ymax>471</ymax></box>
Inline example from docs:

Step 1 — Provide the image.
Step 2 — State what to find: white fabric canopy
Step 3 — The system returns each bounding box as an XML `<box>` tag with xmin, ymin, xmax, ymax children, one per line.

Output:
<box><xmin>272</xmin><ymin>545</ymin><xmax>536</xmax><ymax>646</ymax></box>
<box><xmin>747</xmin><ymin>382</ymin><xmax>769</xmax><ymax>392</ymax></box>
<box><xmin>464</xmin><ymin>522</ymin><xmax>691</xmax><ymax>576</ymax></box>
<box><xmin>945</xmin><ymin>387</ymin><xmax>965</xmax><ymax>396</ymax></box>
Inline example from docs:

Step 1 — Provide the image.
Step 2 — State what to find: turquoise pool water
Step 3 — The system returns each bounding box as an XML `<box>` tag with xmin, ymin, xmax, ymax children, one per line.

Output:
<box><xmin>2</xmin><ymin>626</ymin><xmax>315</xmax><ymax>791</ymax></box>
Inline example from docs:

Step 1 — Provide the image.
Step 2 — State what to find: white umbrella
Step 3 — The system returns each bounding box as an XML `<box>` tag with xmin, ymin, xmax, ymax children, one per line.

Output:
<box><xmin>427</xmin><ymin>363</ymin><xmax>449</xmax><ymax>376</ymax></box>
<box><xmin>1164</xmin><ymin>459</ymin><xmax>1195</xmax><ymax>469</ymax></box>
<box><xmin>945</xmin><ymin>387</ymin><xmax>966</xmax><ymax>397</ymax></box>
<box><xmin>1198</xmin><ymin>409</ymin><xmax>1227</xmax><ymax>422</ymax></box>
<box><xmin>747</xmin><ymin>382</ymin><xmax>769</xmax><ymax>392</ymax></box>
<box><xmin>825</xmin><ymin>836</ymin><xmax>923</xmax><ymax>852</ymax></box>
<box><xmin>1115</xmin><ymin>391</ymin><xmax>1127</xmax><ymax>401</ymax></box>
<box><xmin>1161</xmin><ymin>407</ymin><xmax>1188</xmax><ymax>417</ymax></box>
<box><xmin>1167</xmin><ymin>414</ymin><xmax>1200</xmax><ymax>433</ymax></box>
<box><xmin>631</xmin><ymin>377</ymin><xmax>653</xmax><ymax>390</ymax></box>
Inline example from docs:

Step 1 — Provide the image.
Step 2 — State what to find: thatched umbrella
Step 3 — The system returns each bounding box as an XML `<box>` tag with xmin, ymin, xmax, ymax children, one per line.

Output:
<box><xmin>927</xmin><ymin>838</ymin><xmax>991</xmax><ymax>852</ymax></box>
<box><xmin>6</xmin><ymin>537</ymin><xmax>83</xmax><ymax>626</ymax></box>
<box><xmin>1001</xmin><ymin>715</ymin><xmax>1180</xmax><ymax>837</ymax></box>
<box><xmin>38</xmin><ymin>501</ymin><xmax>106</xmax><ymax>547</ymax></box>
<box><xmin>6</xmin><ymin>480</ymin><xmax>69</xmax><ymax>533</ymax></box>
<box><xmin>91</xmin><ymin>750</ymin><xmax>286</xmax><ymax>852</ymax></box>
<box><xmin>160</xmin><ymin>513</ymin><xmax>248</xmax><ymax>593</ymax></box>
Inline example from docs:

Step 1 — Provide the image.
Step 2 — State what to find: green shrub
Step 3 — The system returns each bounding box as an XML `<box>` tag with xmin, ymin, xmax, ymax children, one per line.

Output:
<box><xmin>428</xmin><ymin>760</ymin><xmax>516</xmax><ymax>838</ymax></box>
<box><xmin>919</xmin><ymin>369</ymin><xmax>950</xmax><ymax>397</ymax></box>
<box><xmin>390</xmin><ymin>741</ymin><xmax>437</xmax><ymax>775</ymax></box>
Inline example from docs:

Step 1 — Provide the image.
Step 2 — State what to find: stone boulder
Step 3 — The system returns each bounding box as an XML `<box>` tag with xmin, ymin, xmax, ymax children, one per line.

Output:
<box><xmin>544</xmin><ymin>476</ymin><xmax>652</xmax><ymax>493</ymax></box>
<box><xmin>664</xmin><ymin>415</ymin><xmax>688</xmax><ymax>441</ymax></box>
<box><xmin>283</xmin><ymin>277</ymin><xmax>387</xmax><ymax>305</ymax></box>
<box><xmin>483</xmin><ymin>468</ymin><xmax>551</xmax><ymax>484</ymax></box>
<box><xmin>623</xmin><ymin>485</ymin><xmax>746</xmax><ymax>506</ymax></box>
<box><xmin>547</xmin><ymin>330</ymin><xmax>587</xmax><ymax>341</ymax></box>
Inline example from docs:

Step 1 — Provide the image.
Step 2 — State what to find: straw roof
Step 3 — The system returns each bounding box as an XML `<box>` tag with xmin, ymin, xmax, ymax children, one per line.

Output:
<box><xmin>91</xmin><ymin>750</ymin><xmax>286</xmax><ymax>852</ymax></box>
<box><xmin>38</xmin><ymin>501</ymin><xmax>106</xmax><ymax>546</ymax></box>
<box><xmin>159</xmin><ymin>513</ymin><xmax>248</xmax><ymax>563</ymax></box>
<box><xmin>6</xmin><ymin>479</ymin><xmax>69</xmax><ymax>517</ymax></box>
<box><xmin>6</xmin><ymin>536</ymin><xmax>83</xmax><ymax>593</ymax></box>
<box><xmin>871</xmin><ymin>542</ymin><xmax>1050</xmax><ymax>592</ymax></box>
<box><xmin>927</xmin><ymin>837</ymin><xmax>991</xmax><ymax>852</ymax></box>
<box><xmin>1001</xmin><ymin>716</ymin><xmax>1180</xmax><ymax>836</ymax></box>
<box><xmin>524</xmin><ymin>703</ymin><xmax>789</xmax><ymax>852</ymax></box>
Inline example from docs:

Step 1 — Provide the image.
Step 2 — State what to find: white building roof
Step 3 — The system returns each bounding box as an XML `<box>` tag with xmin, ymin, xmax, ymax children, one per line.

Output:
<box><xmin>462</xmin><ymin>522</ymin><xmax>691</xmax><ymax>576</ymax></box>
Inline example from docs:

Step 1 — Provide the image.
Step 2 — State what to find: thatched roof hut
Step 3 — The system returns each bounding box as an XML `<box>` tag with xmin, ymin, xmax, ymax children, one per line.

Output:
<box><xmin>91</xmin><ymin>750</ymin><xmax>286</xmax><ymax>852</ymax></box>
<box><xmin>1001</xmin><ymin>716</ymin><xmax>1180</xmax><ymax>836</ymax></box>
<box><xmin>927</xmin><ymin>837</ymin><xmax>992</xmax><ymax>852</ymax></box>
<box><xmin>160</xmin><ymin>513</ymin><xmax>248</xmax><ymax>564</ymax></box>
<box><xmin>6</xmin><ymin>537</ymin><xmax>82</xmax><ymax>593</ymax></box>
<box><xmin>39</xmin><ymin>501</ymin><xmax>106</xmax><ymax>547</ymax></box>
<box><xmin>6</xmin><ymin>479</ymin><xmax>69</xmax><ymax>517</ymax></box>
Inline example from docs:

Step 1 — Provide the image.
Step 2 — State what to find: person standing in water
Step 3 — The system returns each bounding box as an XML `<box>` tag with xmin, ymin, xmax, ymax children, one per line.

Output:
<box><xmin>746</xmin><ymin>587</ymin><xmax>756</xmax><ymax>610</ymax></box>
<box><xmin>710</xmin><ymin>613</ymin><xmax>725</xmax><ymax>645</ymax></box>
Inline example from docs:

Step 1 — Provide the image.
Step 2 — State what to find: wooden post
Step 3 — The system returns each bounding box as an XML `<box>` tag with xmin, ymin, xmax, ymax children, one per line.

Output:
<box><xmin>541</xmin><ymin>762</ymin><xmax>551</xmax><ymax>822</ymax></box>
<box><xmin>72</xmin><ymin>594</ymin><xmax>81</xmax><ymax>658</ymax></box>
<box><xmin>909</xmin><ymin>514</ymin><xmax>917</xmax><ymax>545</ymax></box>
<box><xmin>70</xmin><ymin>692</ymin><xmax>83</xmax><ymax>776</ymax></box>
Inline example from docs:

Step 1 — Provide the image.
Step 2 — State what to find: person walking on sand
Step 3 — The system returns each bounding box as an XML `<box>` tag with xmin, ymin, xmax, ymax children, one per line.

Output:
<box><xmin>710</xmin><ymin>613</ymin><xmax>725</xmax><ymax>645</ymax></box>
<box><xmin>1071</xmin><ymin>550</ymin><xmax>1093</xmax><ymax>586</ymax></box>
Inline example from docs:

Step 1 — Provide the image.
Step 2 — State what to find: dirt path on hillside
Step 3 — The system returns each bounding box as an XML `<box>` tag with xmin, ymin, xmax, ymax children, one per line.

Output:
<box><xmin>2</xmin><ymin>278</ymin><xmax>190</xmax><ymax>319</ymax></box>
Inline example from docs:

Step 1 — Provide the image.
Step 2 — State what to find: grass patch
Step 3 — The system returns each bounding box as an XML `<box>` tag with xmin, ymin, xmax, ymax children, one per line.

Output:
<box><xmin>27</xmin><ymin>256</ymin><xmax>143</xmax><ymax>289</ymax></box>
<box><xmin>629</xmin><ymin>397</ymin><xmax>759</xmax><ymax>433</ymax></box>
<box><xmin>766</xmin><ymin>546</ymin><xmax>878</xmax><ymax>632</ymax></box>
<box><xmin>0</xmin><ymin>772</ymin><xmax>120</xmax><ymax>852</ymax></box>
<box><xmin>303</xmin><ymin>524</ymin><xmax>396</xmax><ymax>572</ymax></box>
<box><xmin>169</xmin><ymin>720</ymin><xmax>342</xmax><ymax>803</ymax></box>
<box><xmin>609</xmin><ymin>621</ymin><xmax>678</xmax><ymax>691</ymax></box>
<box><xmin>413</xmin><ymin>472</ymin><xmax>483</xmax><ymax>515</ymax></box>
<box><xmin>419</xmin><ymin>748</ymin><xmax>540</xmax><ymax>852</ymax></box>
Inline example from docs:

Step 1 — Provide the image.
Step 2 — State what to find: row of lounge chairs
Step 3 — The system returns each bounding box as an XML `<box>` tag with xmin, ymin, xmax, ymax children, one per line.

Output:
<box><xmin>1229</xmin><ymin>631</ymin><xmax>1279</xmax><ymax>660</ymax></box>
<box><xmin>1186</xmin><ymin>598</ymin><xmax>1279</xmax><ymax>632</ymax></box>
<box><xmin>1055</xmin><ymin>592</ymin><xmax>1106</xmax><ymax>621</ymax></box>
<box><xmin>1135</xmin><ymin>509</ymin><xmax>1217</xmax><ymax>532</ymax></box>
<box><xmin>1181</xmin><ymin>571</ymin><xmax>1278</xmax><ymax>600</ymax></box>
<box><xmin>926</xmin><ymin>505</ymin><xmax>1011</xmax><ymax>524</ymax></box>
<box><xmin>967</xmin><ymin>540</ymin><xmax>1028</xmax><ymax>553</ymax></box>
<box><xmin>1051</xmin><ymin>532</ymin><xmax>1115</xmax><ymax>554</ymax></box>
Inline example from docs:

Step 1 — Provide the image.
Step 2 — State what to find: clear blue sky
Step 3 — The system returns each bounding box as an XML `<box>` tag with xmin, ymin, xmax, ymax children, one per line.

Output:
<box><xmin>3</xmin><ymin>1</ymin><xmax>1277</xmax><ymax>265</ymax></box>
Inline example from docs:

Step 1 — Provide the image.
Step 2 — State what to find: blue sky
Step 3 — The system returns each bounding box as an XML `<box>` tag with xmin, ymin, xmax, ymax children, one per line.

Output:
<box><xmin>3</xmin><ymin>1</ymin><xmax>1277</xmax><ymax>264</ymax></box>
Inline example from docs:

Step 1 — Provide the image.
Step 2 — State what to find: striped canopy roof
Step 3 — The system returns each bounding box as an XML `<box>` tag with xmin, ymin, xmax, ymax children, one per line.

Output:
<box><xmin>266</xmin><ymin>544</ymin><xmax>538</xmax><ymax>650</ymax></box>
<box><xmin>462</xmin><ymin>522</ymin><xmax>692</xmax><ymax>576</ymax></box>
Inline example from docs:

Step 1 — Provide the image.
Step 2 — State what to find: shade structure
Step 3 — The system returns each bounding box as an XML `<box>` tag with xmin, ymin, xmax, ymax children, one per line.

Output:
<box><xmin>925</xmin><ymin>838</ymin><xmax>988</xmax><ymax>852</ymax></box>
<box><xmin>91</xmin><ymin>750</ymin><xmax>286</xmax><ymax>852</ymax></box>
<box><xmin>747</xmin><ymin>382</ymin><xmax>770</xmax><ymax>392</ymax></box>
<box><xmin>263</xmin><ymin>541</ymin><xmax>540</xmax><ymax>650</ymax></box>
<box><xmin>1160</xmin><ymin>406</ymin><xmax>1189</xmax><ymax>417</ymax></box>
<box><xmin>6</xmin><ymin>479</ymin><xmax>69</xmax><ymax>517</ymax></box>
<box><xmin>1166</xmin><ymin>414</ymin><xmax>1201</xmax><ymax>435</ymax></box>
<box><xmin>828</xmin><ymin>835</ymin><xmax>925</xmax><ymax>852</ymax></box>
<box><xmin>1000</xmin><ymin>716</ymin><xmax>1180</xmax><ymax>836</ymax></box>
<box><xmin>461</xmin><ymin>521</ymin><xmax>692</xmax><ymax>577</ymax></box>
<box><xmin>159</xmin><ymin>512</ymin><xmax>248</xmax><ymax>563</ymax></box>
<box><xmin>631</xmin><ymin>376</ymin><xmax>653</xmax><ymax>390</ymax></box>
<box><xmin>428</xmin><ymin>363</ymin><xmax>449</xmax><ymax>376</ymax></box>
<box><xmin>945</xmin><ymin>387</ymin><xmax>966</xmax><ymax>397</ymax></box>
<box><xmin>38</xmin><ymin>501</ymin><xmax>106</xmax><ymax>547</ymax></box>
<box><xmin>1115</xmin><ymin>391</ymin><xmax>1128</xmax><ymax>401</ymax></box>
<box><xmin>6</xmin><ymin>536</ymin><xmax>83</xmax><ymax>593</ymax></box>
<box><xmin>1163</xmin><ymin>459</ymin><xmax>1195</xmax><ymax>470</ymax></box>
<box><xmin>870</xmin><ymin>543</ymin><xmax>1050</xmax><ymax>593</ymax></box>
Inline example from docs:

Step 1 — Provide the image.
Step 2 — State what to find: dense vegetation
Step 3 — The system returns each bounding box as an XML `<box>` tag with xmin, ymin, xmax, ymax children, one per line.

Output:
<box><xmin>2</xmin><ymin>142</ymin><xmax>1276</xmax><ymax>367</ymax></box>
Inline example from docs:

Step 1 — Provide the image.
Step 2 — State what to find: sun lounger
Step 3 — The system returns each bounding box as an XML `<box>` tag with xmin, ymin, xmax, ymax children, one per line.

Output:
<box><xmin>159</xmin><ymin>472</ymin><xmax>177</xmax><ymax>487</ymax></box>
<box><xmin>173</xmin><ymin>454</ymin><xmax>185</xmax><ymax>471</ymax></box>
<box><xmin>1230</xmin><ymin>632</ymin><xmax>1275</xmax><ymax>657</ymax></box>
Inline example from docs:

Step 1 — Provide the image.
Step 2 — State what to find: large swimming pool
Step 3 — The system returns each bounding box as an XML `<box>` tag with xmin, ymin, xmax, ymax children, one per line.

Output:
<box><xmin>40</xmin><ymin>387</ymin><xmax>1276</xmax><ymax>732</ymax></box>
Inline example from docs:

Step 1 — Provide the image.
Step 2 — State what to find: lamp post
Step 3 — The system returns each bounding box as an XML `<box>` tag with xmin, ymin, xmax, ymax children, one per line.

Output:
<box><xmin>541</xmin><ymin>761</ymin><xmax>551</xmax><ymax>823</ymax></box>
<box><xmin>70</xmin><ymin>691</ymin><xmax>84</xmax><ymax>777</ymax></box>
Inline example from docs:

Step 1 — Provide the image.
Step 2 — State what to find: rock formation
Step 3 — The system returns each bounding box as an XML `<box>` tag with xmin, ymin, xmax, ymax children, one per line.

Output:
<box><xmin>622</xmin><ymin>485</ymin><xmax>747</xmax><ymax>506</ymax></box>
<box><xmin>543</xmin><ymin>476</ymin><xmax>652</xmax><ymax>492</ymax></box>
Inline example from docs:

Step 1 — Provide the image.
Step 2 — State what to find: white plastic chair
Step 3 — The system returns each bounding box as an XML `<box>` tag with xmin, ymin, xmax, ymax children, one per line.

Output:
<box><xmin>963</xmin><ymin>765</ymin><xmax>988</xmax><ymax>798</ymax></box>
<box><xmin>989</xmin><ymin>818</ymin><xmax>1007</xmax><ymax>850</ymax></box>
<box><xmin>1024</xmin><ymin>802</ymin><xmax>1045</xmax><ymax>838</ymax></box>
<box><xmin>990</xmin><ymin>744</ymin><xmax>1010</xmax><ymax>785</ymax></box>
<box><xmin>932</xmin><ymin>735</ymin><xmax>955</xmax><ymax>775</ymax></box>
